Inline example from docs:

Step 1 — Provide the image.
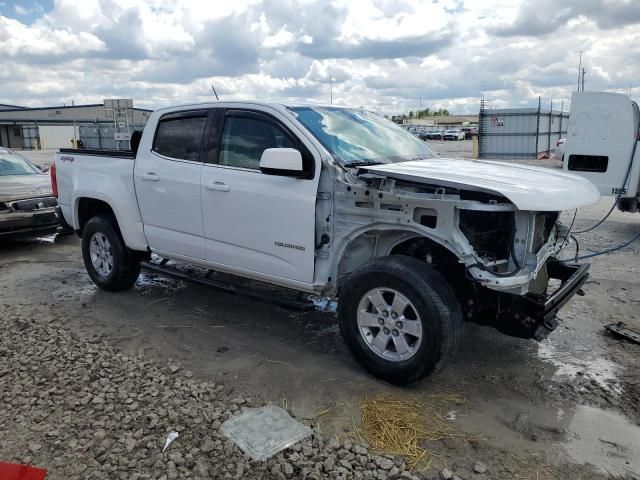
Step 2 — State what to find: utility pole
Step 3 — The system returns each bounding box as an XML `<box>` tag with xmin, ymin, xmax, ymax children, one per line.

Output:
<box><xmin>71</xmin><ymin>100</ymin><xmax>77</xmax><ymax>146</ymax></box>
<box><xmin>329</xmin><ymin>74</ymin><xmax>334</xmax><ymax>105</ymax></box>
<box><xmin>576</xmin><ymin>51</ymin><xmax>583</xmax><ymax>91</ymax></box>
<box><xmin>581</xmin><ymin>68</ymin><xmax>586</xmax><ymax>92</ymax></box>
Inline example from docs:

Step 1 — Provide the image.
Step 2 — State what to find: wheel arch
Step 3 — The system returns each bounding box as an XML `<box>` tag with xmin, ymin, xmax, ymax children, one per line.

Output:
<box><xmin>334</xmin><ymin>225</ymin><xmax>463</xmax><ymax>291</ymax></box>
<box><xmin>76</xmin><ymin>197</ymin><xmax>115</xmax><ymax>234</ymax></box>
<box><xmin>73</xmin><ymin>194</ymin><xmax>148</xmax><ymax>251</ymax></box>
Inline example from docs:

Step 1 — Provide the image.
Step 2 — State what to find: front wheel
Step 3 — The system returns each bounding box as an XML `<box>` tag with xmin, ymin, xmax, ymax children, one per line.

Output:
<box><xmin>81</xmin><ymin>215</ymin><xmax>141</xmax><ymax>291</ymax></box>
<box><xmin>338</xmin><ymin>256</ymin><xmax>463</xmax><ymax>385</ymax></box>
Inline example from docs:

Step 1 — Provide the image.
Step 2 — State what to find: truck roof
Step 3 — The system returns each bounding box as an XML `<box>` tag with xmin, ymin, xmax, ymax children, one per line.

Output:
<box><xmin>152</xmin><ymin>101</ymin><xmax>352</xmax><ymax>115</ymax></box>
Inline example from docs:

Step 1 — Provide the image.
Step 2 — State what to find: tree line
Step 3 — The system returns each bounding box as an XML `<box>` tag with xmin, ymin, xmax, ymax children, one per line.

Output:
<box><xmin>402</xmin><ymin>108</ymin><xmax>450</xmax><ymax>119</ymax></box>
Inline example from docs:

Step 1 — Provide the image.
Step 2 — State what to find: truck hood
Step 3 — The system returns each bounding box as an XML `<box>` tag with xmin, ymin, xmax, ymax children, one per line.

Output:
<box><xmin>0</xmin><ymin>174</ymin><xmax>53</xmax><ymax>203</ymax></box>
<box><xmin>363</xmin><ymin>158</ymin><xmax>600</xmax><ymax>211</ymax></box>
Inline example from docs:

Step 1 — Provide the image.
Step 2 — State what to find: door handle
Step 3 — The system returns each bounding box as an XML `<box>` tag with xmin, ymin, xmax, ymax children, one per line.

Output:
<box><xmin>206</xmin><ymin>181</ymin><xmax>230</xmax><ymax>192</ymax></box>
<box><xmin>141</xmin><ymin>172</ymin><xmax>160</xmax><ymax>181</ymax></box>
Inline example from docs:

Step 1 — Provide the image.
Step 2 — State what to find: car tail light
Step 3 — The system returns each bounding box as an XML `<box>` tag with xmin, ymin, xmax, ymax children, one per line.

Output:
<box><xmin>50</xmin><ymin>162</ymin><xmax>58</xmax><ymax>197</ymax></box>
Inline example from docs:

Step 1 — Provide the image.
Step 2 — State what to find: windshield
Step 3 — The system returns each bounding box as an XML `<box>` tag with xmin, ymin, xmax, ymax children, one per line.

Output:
<box><xmin>289</xmin><ymin>106</ymin><xmax>437</xmax><ymax>166</ymax></box>
<box><xmin>0</xmin><ymin>151</ymin><xmax>40</xmax><ymax>176</ymax></box>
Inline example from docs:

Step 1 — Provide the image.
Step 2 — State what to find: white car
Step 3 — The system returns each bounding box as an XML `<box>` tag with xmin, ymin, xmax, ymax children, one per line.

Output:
<box><xmin>443</xmin><ymin>129</ymin><xmax>465</xmax><ymax>140</ymax></box>
<box><xmin>53</xmin><ymin>102</ymin><xmax>599</xmax><ymax>384</ymax></box>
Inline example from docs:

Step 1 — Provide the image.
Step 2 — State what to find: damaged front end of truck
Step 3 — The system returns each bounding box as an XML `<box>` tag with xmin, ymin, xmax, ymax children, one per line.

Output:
<box><xmin>328</xmin><ymin>157</ymin><xmax>598</xmax><ymax>341</ymax></box>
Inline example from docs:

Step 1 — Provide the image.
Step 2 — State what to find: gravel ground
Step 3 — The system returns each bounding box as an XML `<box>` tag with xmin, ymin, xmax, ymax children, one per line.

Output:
<box><xmin>0</xmin><ymin>308</ymin><xmax>422</xmax><ymax>480</ymax></box>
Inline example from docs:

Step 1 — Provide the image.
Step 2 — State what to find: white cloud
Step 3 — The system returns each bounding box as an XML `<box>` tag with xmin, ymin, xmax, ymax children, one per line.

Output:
<box><xmin>0</xmin><ymin>0</ymin><xmax>638</xmax><ymax>115</ymax></box>
<box><xmin>263</xmin><ymin>26</ymin><xmax>295</xmax><ymax>48</ymax></box>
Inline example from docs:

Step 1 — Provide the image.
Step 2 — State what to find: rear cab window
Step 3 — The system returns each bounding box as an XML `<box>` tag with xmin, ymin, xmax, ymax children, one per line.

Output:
<box><xmin>153</xmin><ymin>112</ymin><xmax>207</xmax><ymax>161</ymax></box>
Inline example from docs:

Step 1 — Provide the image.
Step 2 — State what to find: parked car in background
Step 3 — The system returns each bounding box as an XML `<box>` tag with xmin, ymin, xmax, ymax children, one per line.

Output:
<box><xmin>0</xmin><ymin>149</ymin><xmax>61</xmax><ymax>238</ymax></box>
<box><xmin>443</xmin><ymin>129</ymin><xmax>465</xmax><ymax>140</ymax></box>
<box><xmin>424</xmin><ymin>130</ymin><xmax>445</xmax><ymax>140</ymax></box>
<box><xmin>462</xmin><ymin>127</ymin><xmax>478</xmax><ymax>139</ymax></box>
<box><xmin>553</xmin><ymin>138</ymin><xmax>566</xmax><ymax>162</ymax></box>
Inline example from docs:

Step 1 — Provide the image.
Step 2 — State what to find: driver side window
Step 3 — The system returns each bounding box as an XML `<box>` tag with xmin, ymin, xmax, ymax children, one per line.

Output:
<box><xmin>219</xmin><ymin>115</ymin><xmax>296</xmax><ymax>170</ymax></box>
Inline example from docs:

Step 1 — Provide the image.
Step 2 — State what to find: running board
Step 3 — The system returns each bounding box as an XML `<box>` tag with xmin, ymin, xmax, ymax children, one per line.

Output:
<box><xmin>140</xmin><ymin>260</ymin><xmax>316</xmax><ymax>312</ymax></box>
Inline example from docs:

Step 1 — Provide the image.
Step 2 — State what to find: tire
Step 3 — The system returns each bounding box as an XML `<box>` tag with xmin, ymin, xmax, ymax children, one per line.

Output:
<box><xmin>338</xmin><ymin>255</ymin><xmax>463</xmax><ymax>385</ymax></box>
<box><xmin>81</xmin><ymin>215</ymin><xmax>141</xmax><ymax>291</ymax></box>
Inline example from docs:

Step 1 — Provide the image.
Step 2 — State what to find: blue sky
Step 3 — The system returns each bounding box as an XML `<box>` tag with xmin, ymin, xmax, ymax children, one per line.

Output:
<box><xmin>0</xmin><ymin>0</ymin><xmax>638</xmax><ymax>114</ymax></box>
<box><xmin>0</xmin><ymin>0</ymin><xmax>53</xmax><ymax>23</ymax></box>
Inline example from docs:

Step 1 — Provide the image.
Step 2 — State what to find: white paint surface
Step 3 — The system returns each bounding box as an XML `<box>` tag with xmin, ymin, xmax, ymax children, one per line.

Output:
<box><xmin>366</xmin><ymin>157</ymin><xmax>601</xmax><ymax>211</ymax></box>
<box><xmin>38</xmin><ymin>125</ymin><xmax>76</xmax><ymax>150</ymax></box>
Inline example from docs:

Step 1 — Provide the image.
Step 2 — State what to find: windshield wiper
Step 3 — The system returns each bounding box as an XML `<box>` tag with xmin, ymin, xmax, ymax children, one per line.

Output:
<box><xmin>346</xmin><ymin>160</ymin><xmax>381</xmax><ymax>167</ymax></box>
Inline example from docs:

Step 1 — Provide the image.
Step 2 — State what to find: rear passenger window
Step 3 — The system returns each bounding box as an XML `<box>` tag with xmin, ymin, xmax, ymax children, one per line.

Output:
<box><xmin>219</xmin><ymin>116</ymin><xmax>296</xmax><ymax>169</ymax></box>
<box><xmin>153</xmin><ymin>114</ymin><xmax>207</xmax><ymax>161</ymax></box>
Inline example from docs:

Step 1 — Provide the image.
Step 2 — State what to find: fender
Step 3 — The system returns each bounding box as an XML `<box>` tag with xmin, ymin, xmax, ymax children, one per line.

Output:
<box><xmin>329</xmin><ymin>222</ymin><xmax>465</xmax><ymax>292</ymax></box>
<box><xmin>73</xmin><ymin>191</ymin><xmax>148</xmax><ymax>251</ymax></box>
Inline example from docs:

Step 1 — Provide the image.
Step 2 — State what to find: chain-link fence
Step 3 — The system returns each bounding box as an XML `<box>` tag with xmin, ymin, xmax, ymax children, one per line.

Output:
<box><xmin>15</xmin><ymin>123</ymin><xmax>146</xmax><ymax>150</ymax></box>
<box><xmin>78</xmin><ymin>124</ymin><xmax>146</xmax><ymax>150</ymax></box>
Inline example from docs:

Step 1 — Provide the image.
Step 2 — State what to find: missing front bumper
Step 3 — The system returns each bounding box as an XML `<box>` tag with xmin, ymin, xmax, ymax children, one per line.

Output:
<box><xmin>489</xmin><ymin>260</ymin><xmax>590</xmax><ymax>340</ymax></box>
<box><xmin>523</xmin><ymin>261</ymin><xmax>590</xmax><ymax>340</ymax></box>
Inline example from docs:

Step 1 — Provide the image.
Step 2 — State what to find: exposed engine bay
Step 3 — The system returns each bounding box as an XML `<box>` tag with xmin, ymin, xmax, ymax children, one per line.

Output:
<box><xmin>325</xmin><ymin>170</ymin><xmax>583</xmax><ymax>340</ymax></box>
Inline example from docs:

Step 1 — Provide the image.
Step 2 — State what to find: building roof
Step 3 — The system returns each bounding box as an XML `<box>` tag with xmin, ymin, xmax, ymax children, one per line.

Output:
<box><xmin>0</xmin><ymin>103</ymin><xmax>27</xmax><ymax>110</ymax></box>
<box><xmin>0</xmin><ymin>103</ymin><xmax>152</xmax><ymax>113</ymax></box>
<box><xmin>403</xmin><ymin>115</ymin><xmax>479</xmax><ymax>126</ymax></box>
<box><xmin>0</xmin><ymin>103</ymin><xmax>152</xmax><ymax>125</ymax></box>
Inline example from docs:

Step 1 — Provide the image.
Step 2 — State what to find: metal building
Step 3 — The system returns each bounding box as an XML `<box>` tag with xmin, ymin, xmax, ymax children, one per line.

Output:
<box><xmin>477</xmin><ymin>98</ymin><xmax>568</xmax><ymax>159</ymax></box>
<box><xmin>401</xmin><ymin>115</ymin><xmax>479</xmax><ymax>131</ymax></box>
<box><xmin>0</xmin><ymin>100</ymin><xmax>152</xmax><ymax>150</ymax></box>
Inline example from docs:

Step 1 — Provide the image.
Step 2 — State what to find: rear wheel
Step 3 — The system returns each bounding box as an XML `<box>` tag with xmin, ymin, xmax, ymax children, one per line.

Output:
<box><xmin>81</xmin><ymin>215</ymin><xmax>140</xmax><ymax>291</ymax></box>
<box><xmin>338</xmin><ymin>256</ymin><xmax>463</xmax><ymax>385</ymax></box>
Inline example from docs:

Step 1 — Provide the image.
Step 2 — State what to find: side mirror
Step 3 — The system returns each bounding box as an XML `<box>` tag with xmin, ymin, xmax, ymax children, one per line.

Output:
<box><xmin>259</xmin><ymin>148</ymin><xmax>304</xmax><ymax>177</ymax></box>
<box><xmin>38</xmin><ymin>164</ymin><xmax>49</xmax><ymax>173</ymax></box>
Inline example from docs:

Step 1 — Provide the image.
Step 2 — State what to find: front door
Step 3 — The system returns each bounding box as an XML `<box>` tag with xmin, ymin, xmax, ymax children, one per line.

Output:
<box><xmin>134</xmin><ymin>110</ymin><xmax>208</xmax><ymax>259</ymax></box>
<box><xmin>201</xmin><ymin>108</ymin><xmax>319</xmax><ymax>283</ymax></box>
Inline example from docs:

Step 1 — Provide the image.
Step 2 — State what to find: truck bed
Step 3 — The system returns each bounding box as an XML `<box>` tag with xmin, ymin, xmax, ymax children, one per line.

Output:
<box><xmin>54</xmin><ymin>148</ymin><xmax>147</xmax><ymax>250</ymax></box>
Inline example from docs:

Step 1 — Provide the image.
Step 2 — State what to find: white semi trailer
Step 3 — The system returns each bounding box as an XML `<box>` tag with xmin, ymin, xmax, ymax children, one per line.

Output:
<box><xmin>563</xmin><ymin>91</ymin><xmax>640</xmax><ymax>213</ymax></box>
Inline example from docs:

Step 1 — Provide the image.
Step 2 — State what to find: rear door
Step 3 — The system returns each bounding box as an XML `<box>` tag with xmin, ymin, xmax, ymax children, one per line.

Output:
<box><xmin>134</xmin><ymin>110</ymin><xmax>209</xmax><ymax>258</ymax></box>
<box><xmin>200</xmin><ymin>108</ymin><xmax>320</xmax><ymax>283</ymax></box>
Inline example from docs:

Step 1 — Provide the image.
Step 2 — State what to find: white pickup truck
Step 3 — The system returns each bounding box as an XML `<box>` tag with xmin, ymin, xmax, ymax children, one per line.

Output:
<box><xmin>53</xmin><ymin>102</ymin><xmax>599</xmax><ymax>384</ymax></box>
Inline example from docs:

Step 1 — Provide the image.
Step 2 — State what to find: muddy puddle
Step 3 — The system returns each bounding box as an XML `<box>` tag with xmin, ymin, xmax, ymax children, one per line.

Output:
<box><xmin>51</xmin><ymin>284</ymin><xmax>97</xmax><ymax>301</ymax></box>
<box><xmin>456</xmin><ymin>397</ymin><xmax>640</xmax><ymax>476</ymax></box>
<box><xmin>564</xmin><ymin>405</ymin><xmax>640</xmax><ymax>476</ymax></box>
<box><xmin>134</xmin><ymin>271</ymin><xmax>188</xmax><ymax>293</ymax></box>
<box><xmin>537</xmin><ymin>340</ymin><xmax>624</xmax><ymax>394</ymax></box>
